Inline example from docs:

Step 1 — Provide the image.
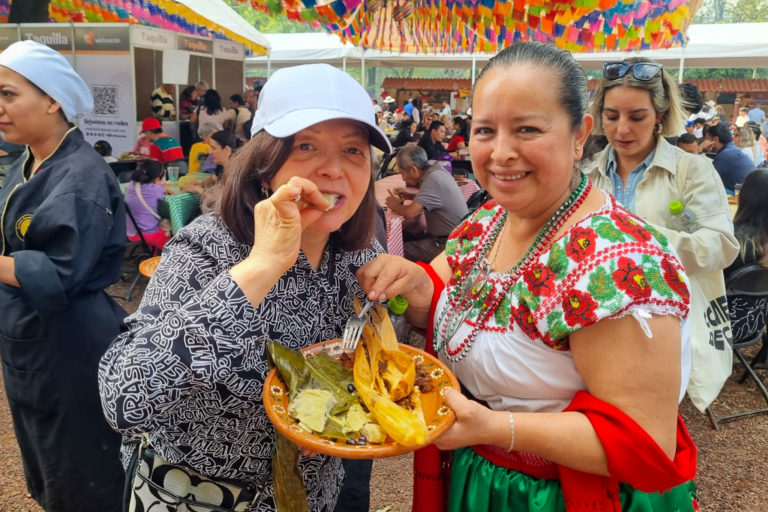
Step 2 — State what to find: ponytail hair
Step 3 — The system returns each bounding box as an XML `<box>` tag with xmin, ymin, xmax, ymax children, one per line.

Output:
<box><xmin>130</xmin><ymin>159</ymin><xmax>164</xmax><ymax>184</ymax></box>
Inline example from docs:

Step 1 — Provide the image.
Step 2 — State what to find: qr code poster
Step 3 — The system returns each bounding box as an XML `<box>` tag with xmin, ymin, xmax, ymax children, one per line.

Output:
<box><xmin>92</xmin><ymin>85</ymin><xmax>119</xmax><ymax>117</ymax></box>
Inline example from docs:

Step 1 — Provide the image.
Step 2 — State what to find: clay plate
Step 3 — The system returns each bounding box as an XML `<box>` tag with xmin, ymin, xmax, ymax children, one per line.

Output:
<box><xmin>263</xmin><ymin>339</ymin><xmax>459</xmax><ymax>459</ymax></box>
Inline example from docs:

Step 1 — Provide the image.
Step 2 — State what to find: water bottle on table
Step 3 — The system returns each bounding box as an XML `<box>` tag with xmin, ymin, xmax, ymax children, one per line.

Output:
<box><xmin>667</xmin><ymin>201</ymin><xmax>698</xmax><ymax>233</ymax></box>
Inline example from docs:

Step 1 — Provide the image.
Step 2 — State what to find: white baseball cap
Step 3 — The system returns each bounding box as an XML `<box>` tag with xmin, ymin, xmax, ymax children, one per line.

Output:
<box><xmin>250</xmin><ymin>63</ymin><xmax>392</xmax><ymax>153</ymax></box>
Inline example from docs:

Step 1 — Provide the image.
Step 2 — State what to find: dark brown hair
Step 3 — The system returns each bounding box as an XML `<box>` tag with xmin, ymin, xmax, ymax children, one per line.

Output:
<box><xmin>217</xmin><ymin>129</ymin><xmax>377</xmax><ymax>251</ymax></box>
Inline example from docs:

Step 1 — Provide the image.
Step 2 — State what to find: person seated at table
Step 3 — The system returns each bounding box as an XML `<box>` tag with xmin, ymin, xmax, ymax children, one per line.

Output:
<box><xmin>385</xmin><ymin>145</ymin><xmax>467</xmax><ymax>262</ymax></box>
<box><xmin>393</xmin><ymin>118</ymin><xmax>418</xmax><ymax>148</ymax></box>
<box><xmin>181</xmin><ymin>130</ymin><xmax>240</xmax><ymax>212</ymax></box>
<box><xmin>676</xmin><ymin>133</ymin><xmax>700</xmax><ymax>155</ymax></box>
<box><xmin>418</xmin><ymin>120</ymin><xmax>449</xmax><ymax>160</ymax></box>
<box><xmin>141</xmin><ymin>117</ymin><xmax>188</xmax><ymax>175</ymax></box>
<box><xmin>98</xmin><ymin>62</ymin><xmax>391</xmax><ymax>512</ymax></box>
<box><xmin>734</xmin><ymin>124</ymin><xmax>763</xmax><ymax>166</ymax></box>
<box><xmin>724</xmin><ymin>167</ymin><xmax>768</xmax><ymax>343</ymax></box>
<box><xmin>94</xmin><ymin>139</ymin><xmax>117</xmax><ymax>163</ymax></box>
<box><xmin>125</xmin><ymin>160</ymin><xmax>175</xmax><ymax>252</ymax></box>
<box><xmin>188</xmin><ymin>121</ymin><xmax>223</xmax><ymax>174</ymax></box>
<box><xmin>703</xmin><ymin>122</ymin><xmax>755</xmax><ymax>194</ymax></box>
<box><xmin>446</xmin><ymin>116</ymin><xmax>469</xmax><ymax>154</ymax></box>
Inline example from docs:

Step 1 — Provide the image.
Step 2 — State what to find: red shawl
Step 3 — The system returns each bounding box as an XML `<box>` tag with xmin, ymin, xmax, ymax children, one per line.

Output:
<box><xmin>411</xmin><ymin>262</ymin><xmax>697</xmax><ymax>512</ymax></box>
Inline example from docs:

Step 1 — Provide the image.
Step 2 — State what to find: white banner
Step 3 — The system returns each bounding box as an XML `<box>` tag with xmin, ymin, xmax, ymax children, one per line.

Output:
<box><xmin>76</xmin><ymin>53</ymin><xmax>136</xmax><ymax>155</ymax></box>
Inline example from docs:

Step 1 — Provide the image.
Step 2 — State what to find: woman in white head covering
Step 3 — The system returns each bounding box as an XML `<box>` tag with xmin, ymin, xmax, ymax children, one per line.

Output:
<box><xmin>0</xmin><ymin>40</ymin><xmax>126</xmax><ymax>512</ymax></box>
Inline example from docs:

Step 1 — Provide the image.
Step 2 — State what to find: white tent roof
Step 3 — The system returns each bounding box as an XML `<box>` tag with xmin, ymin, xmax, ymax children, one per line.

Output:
<box><xmin>179</xmin><ymin>0</ymin><xmax>270</xmax><ymax>52</ymax></box>
<box><xmin>249</xmin><ymin>23</ymin><xmax>768</xmax><ymax>71</ymax></box>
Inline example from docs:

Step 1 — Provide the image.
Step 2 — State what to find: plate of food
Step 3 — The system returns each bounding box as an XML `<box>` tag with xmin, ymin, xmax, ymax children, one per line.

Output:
<box><xmin>263</xmin><ymin>307</ymin><xmax>459</xmax><ymax>459</ymax></box>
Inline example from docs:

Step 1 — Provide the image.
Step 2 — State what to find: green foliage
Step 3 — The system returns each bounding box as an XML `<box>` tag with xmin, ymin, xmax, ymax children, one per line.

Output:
<box><xmin>225</xmin><ymin>1</ymin><xmax>313</xmax><ymax>33</ymax></box>
<box><xmin>694</xmin><ymin>0</ymin><xmax>768</xmax><ymax>23</ymax></box>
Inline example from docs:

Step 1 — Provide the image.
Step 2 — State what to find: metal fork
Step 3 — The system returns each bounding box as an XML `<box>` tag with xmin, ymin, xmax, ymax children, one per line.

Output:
<box><xmin>341</xmin><ymin>300</ymin><xmax>374</xmax><ymax>352</ymax></box>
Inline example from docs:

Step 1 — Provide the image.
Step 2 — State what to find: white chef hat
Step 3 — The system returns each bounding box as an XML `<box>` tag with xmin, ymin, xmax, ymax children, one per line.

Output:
<box><xmin>0</xmin><ymin>40</ymin><xmax>93</xmax><ymax>121</ymax></box>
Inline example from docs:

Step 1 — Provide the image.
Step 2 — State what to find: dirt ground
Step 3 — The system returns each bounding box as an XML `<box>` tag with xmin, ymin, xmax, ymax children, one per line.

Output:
<box><xmin>0</xmin><ymin>274</ymin><xmax>766</xmax><ymax>512</ymax></box>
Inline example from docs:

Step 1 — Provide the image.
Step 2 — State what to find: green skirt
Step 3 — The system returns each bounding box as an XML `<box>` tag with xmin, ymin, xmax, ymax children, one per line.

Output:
<box><xmin>447</xmin><ymin>447</ymin><xmax>697</xmax><ymax>512</ymax></box>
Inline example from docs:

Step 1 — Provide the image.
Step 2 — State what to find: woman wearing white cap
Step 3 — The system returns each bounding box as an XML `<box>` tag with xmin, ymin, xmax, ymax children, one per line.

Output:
<box><xmin>99</xmin><ymin>63</ymin><xmax>392</xmax><ymax>512</ymax></box>
<box><xmin>0</xmin><ymin>40</ymin><xmax>126</xmax><ymax>511</ymax></box>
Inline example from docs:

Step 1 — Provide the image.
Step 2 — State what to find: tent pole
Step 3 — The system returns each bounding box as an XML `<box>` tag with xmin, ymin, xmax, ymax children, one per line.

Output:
<box><xmin>471</xmin><ymin>55</ymin><xmax>477</xmax><ymax>86</ymax></box>
<box><xmin>267</xmin><ymin>53</ymin><xmax>271</xmax><ymax>77</ymax></box>
<box><xmin>361</xmin><ymin>54</ymin><xmax>366</xmax><ymax>88</ymax></box>
<box><xmin>678</xmin><ymin>45</ymin><xmax>686</xmax><ymax>84</ymax></box>
<box><xmin>343</xmin><ymin>56</ymin><xmax>347</xmax><ymax>72</ymax></box>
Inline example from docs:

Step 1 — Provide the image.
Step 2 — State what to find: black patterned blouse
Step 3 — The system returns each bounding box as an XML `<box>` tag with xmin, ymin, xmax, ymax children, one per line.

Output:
<box><xmin>99</xmin><ymin>213</ymin><xmax>383</xmax><ymax>511</ymax></box>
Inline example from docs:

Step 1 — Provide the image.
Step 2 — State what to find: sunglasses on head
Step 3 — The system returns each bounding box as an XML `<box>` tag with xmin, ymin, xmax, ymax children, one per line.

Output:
<box><xmin>602</xmin><ymin>61</ymin><xmax>663</xmax><ymax>81</ymax></box>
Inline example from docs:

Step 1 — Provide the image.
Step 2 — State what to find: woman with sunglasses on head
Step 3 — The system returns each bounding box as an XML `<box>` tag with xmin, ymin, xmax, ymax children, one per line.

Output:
<box><xmin>584</xmin><ymin>58</ymin><xmax>738</xmax><ymax>413</ymax></box>
<box><xmin>358</xmin><ymin>42</ymin><xmax>697</xmax><ymax>512</ymax></box>
<box><xmin>99</xmin><ymin>63</ymin><xmax>391</xmax><ymax>512</ymax></box>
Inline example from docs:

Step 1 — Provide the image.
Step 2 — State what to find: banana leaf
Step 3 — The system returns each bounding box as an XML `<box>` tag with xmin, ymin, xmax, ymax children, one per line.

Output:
<box><xmin>267</xmin><ymin>342</ymin><xmax>307</xmax><ymax>401</ymax></box>
<box><xmin>303</xmin><ymin>352</ymin><xmax>356</xmax><ymax>416</ymax></box>
<box><xmin>272</xmin><ymin>433</ymin><xmax>308</xmax><ymax>512</ymax></box>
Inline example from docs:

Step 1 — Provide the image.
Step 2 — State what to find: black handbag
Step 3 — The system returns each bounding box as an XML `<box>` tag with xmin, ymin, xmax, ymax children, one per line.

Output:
<box><xmin>127</xmin><ymin>437</ymin><xmax>263</xmax><ymax>512</ymax></box>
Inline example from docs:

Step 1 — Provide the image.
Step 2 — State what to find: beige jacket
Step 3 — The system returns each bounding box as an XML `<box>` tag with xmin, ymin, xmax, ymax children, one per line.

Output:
<box><xmin>585</xmin><ymin>136</ymin><xmax>738</xmax><ymax>411</ymax></box>
<box><xmin>584</xmin><ymin>136</ymin><xmax>738</xmax><ymax>277</ymax></box>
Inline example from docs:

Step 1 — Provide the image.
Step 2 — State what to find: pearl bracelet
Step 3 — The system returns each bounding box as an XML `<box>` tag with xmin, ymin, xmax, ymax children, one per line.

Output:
<box><xmin>507</xmin><ymin>411</ymin><xmax>515</xmax><ymax>452</ymax></box>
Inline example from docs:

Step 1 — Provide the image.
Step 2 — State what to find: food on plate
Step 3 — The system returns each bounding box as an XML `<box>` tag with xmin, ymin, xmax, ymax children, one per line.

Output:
<box><xmin>267</xmin><ymin>305</ymin><xmax>431</xmax><ymax>447</ymax></box>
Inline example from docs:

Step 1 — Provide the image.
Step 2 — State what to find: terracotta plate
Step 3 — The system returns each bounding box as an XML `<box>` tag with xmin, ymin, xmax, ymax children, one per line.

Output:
<box><xmin>263</xmin><ymin>339</ymin><xmax>459</xmax><ymax>459</ymax></box>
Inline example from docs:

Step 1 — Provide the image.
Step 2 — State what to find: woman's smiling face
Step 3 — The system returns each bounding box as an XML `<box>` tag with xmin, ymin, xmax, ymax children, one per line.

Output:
<box><xmin>469</xmin><ymin>64</ymin><xmax>590</xmax><ymax>218</ymax></box>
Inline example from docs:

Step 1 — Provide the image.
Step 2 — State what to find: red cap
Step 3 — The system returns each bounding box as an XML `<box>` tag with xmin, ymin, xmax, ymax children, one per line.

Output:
<box><xmin>141</xmin><ymin>117</ymin><xmax>162</xmax><ymax>132</ymax></box>
<box><xmin>395</xmin><ymin>108</ymin><xmax>403</xmax><ymax>114</ymax></box>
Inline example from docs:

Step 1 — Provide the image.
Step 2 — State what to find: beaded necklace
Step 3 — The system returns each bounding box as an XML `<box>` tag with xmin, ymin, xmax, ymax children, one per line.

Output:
<box><xmin>434</xmin><ymin>173</ymin><xmax>591</xmax><ymax>361</ymax></box>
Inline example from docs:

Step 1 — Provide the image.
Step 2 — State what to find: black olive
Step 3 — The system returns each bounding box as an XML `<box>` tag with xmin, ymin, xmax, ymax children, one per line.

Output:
<box><xmin>356</xmin><ymin>439</ymin><xmax>367</xmax><ymax>445</ymax></box>
<box><xmin>358</xmin><ymin>435</ymin><xmax>367</xmax><ymax>443</ymax></box>
<box><xmin>347</xmin><ymin>383</ymin><xmax>356</xmax><ymax>393</ymax></box>
<box><xmin>346</xmin><ymin>439</ymin><xmax>357</xmax><ymax>445</ymax></box>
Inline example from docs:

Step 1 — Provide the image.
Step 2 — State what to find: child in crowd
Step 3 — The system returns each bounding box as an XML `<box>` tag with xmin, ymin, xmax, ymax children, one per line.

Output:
<box><xmin>94</xmin><ymin>139</ymin><xmax>117</xmax><ymax>163</ymax></box>
<box><xmin>124</xmin><ymin>160</ymin><xmax>175</xmax><ymax>252</ymax></box>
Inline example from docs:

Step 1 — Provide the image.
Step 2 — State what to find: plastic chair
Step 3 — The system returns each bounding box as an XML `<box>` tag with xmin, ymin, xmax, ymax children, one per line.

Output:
<box><xmin>706</xmin><ymin>264</ymin><xmax>768</xmax><ymax>429</ymax></box>
<box><xmin>111</xmin><ymin>205</ymin><xmax>156</xmax><ymax>302</ymax></box>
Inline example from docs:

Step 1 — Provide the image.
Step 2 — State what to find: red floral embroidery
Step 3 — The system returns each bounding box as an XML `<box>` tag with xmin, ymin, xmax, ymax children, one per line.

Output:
<box><xmin>610</xmin><ymin>211</ymin><xmax>651</xmax><ymax>242</ymax></box>
<box><xmin>565</xmin><ymin>227</ymin><xmax>598</xmax><ymax>262</ymax></box>
<box><xmin>452</xmin><ymin>221</ymin><xmax>484</xmax><ymax>241</ymax></box>
<box><xmin>523</xmin><ymin>263</ymin><xmax>557</xmax><ymax>297</ymax></box>
<box><xmin>542</xmin><ymin>332</ymin><xmax>570</xmax><ymax>351</ymax></box>
<box><xmin>510</xmin><ymin>303</ymin><xmax>540</xmax><ymax>340</ymax></box>
<box><xmin>661</xmin><ymin>256</ymin><xmax>689</xmax><ymax>301</ymax></box>
<box><xmin>612</xmin><ymin>257</ymin><xmax>652</xmax><ymax>300</ymax></box>
<box><xmin>562</xmin><ymin>289</ymin><xmax>598</xmax><ymax>326</ymax></box>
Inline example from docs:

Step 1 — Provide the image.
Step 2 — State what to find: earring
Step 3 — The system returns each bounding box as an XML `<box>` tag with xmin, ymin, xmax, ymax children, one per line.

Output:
<box><xmin>261</xmin><ymin>186</ymin><xmax>272</xmax><ymax>198</ymax></box>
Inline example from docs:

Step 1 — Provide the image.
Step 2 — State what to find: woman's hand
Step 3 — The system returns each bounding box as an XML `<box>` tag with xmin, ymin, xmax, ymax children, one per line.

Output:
<box><xmin>433</xmin><ymin>388</ymin><xmax>509</xmax><ymax>450</ymax></box>
<box><xmin>246</xmin><ymin>176</ymin><xmax>330</xmax><ymax>273</ymax></box>
<box><xmin>356</xmin><ymin>254</ymin><xmax>434</xmax><ymax>328</ymax></box>
<box><xmin>229</xmin><ymin>177</ymin><xmax>331</xmax><ymax>307</ymax></box>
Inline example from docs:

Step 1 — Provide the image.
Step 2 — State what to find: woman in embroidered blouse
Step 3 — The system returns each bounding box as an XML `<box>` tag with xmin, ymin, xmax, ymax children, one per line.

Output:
<box><xmin>357</xmin><ymin>42</ymin><xmax>697</xmax><ymax>511</ymax></box>
<box><xmin>99</xmin><ymin>64</ymin><xmax>391</xmax><ymax>512</ymax></box>
<box><xmin>583</xmin><ymin>57</ymin><xmax>738</xmax><ymax>413</ymax></box>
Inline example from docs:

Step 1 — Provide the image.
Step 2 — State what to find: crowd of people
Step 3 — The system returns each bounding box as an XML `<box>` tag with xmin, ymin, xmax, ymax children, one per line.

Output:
<box><xmin>2</xmin><ymin>36</ymin><xmax>768</xmax><ymax>512</ymax></box>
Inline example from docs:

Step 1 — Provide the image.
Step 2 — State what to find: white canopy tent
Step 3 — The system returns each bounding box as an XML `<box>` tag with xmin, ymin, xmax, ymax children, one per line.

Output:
<box><xmin>178</xmin><ymin>0</ymin><xmax>271</xmax><ymax>53</ymax></box>
<box><xmin>248</xmin><ymin>23</ymin><xmax>768</xmax><ymax>81</ymax></box>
